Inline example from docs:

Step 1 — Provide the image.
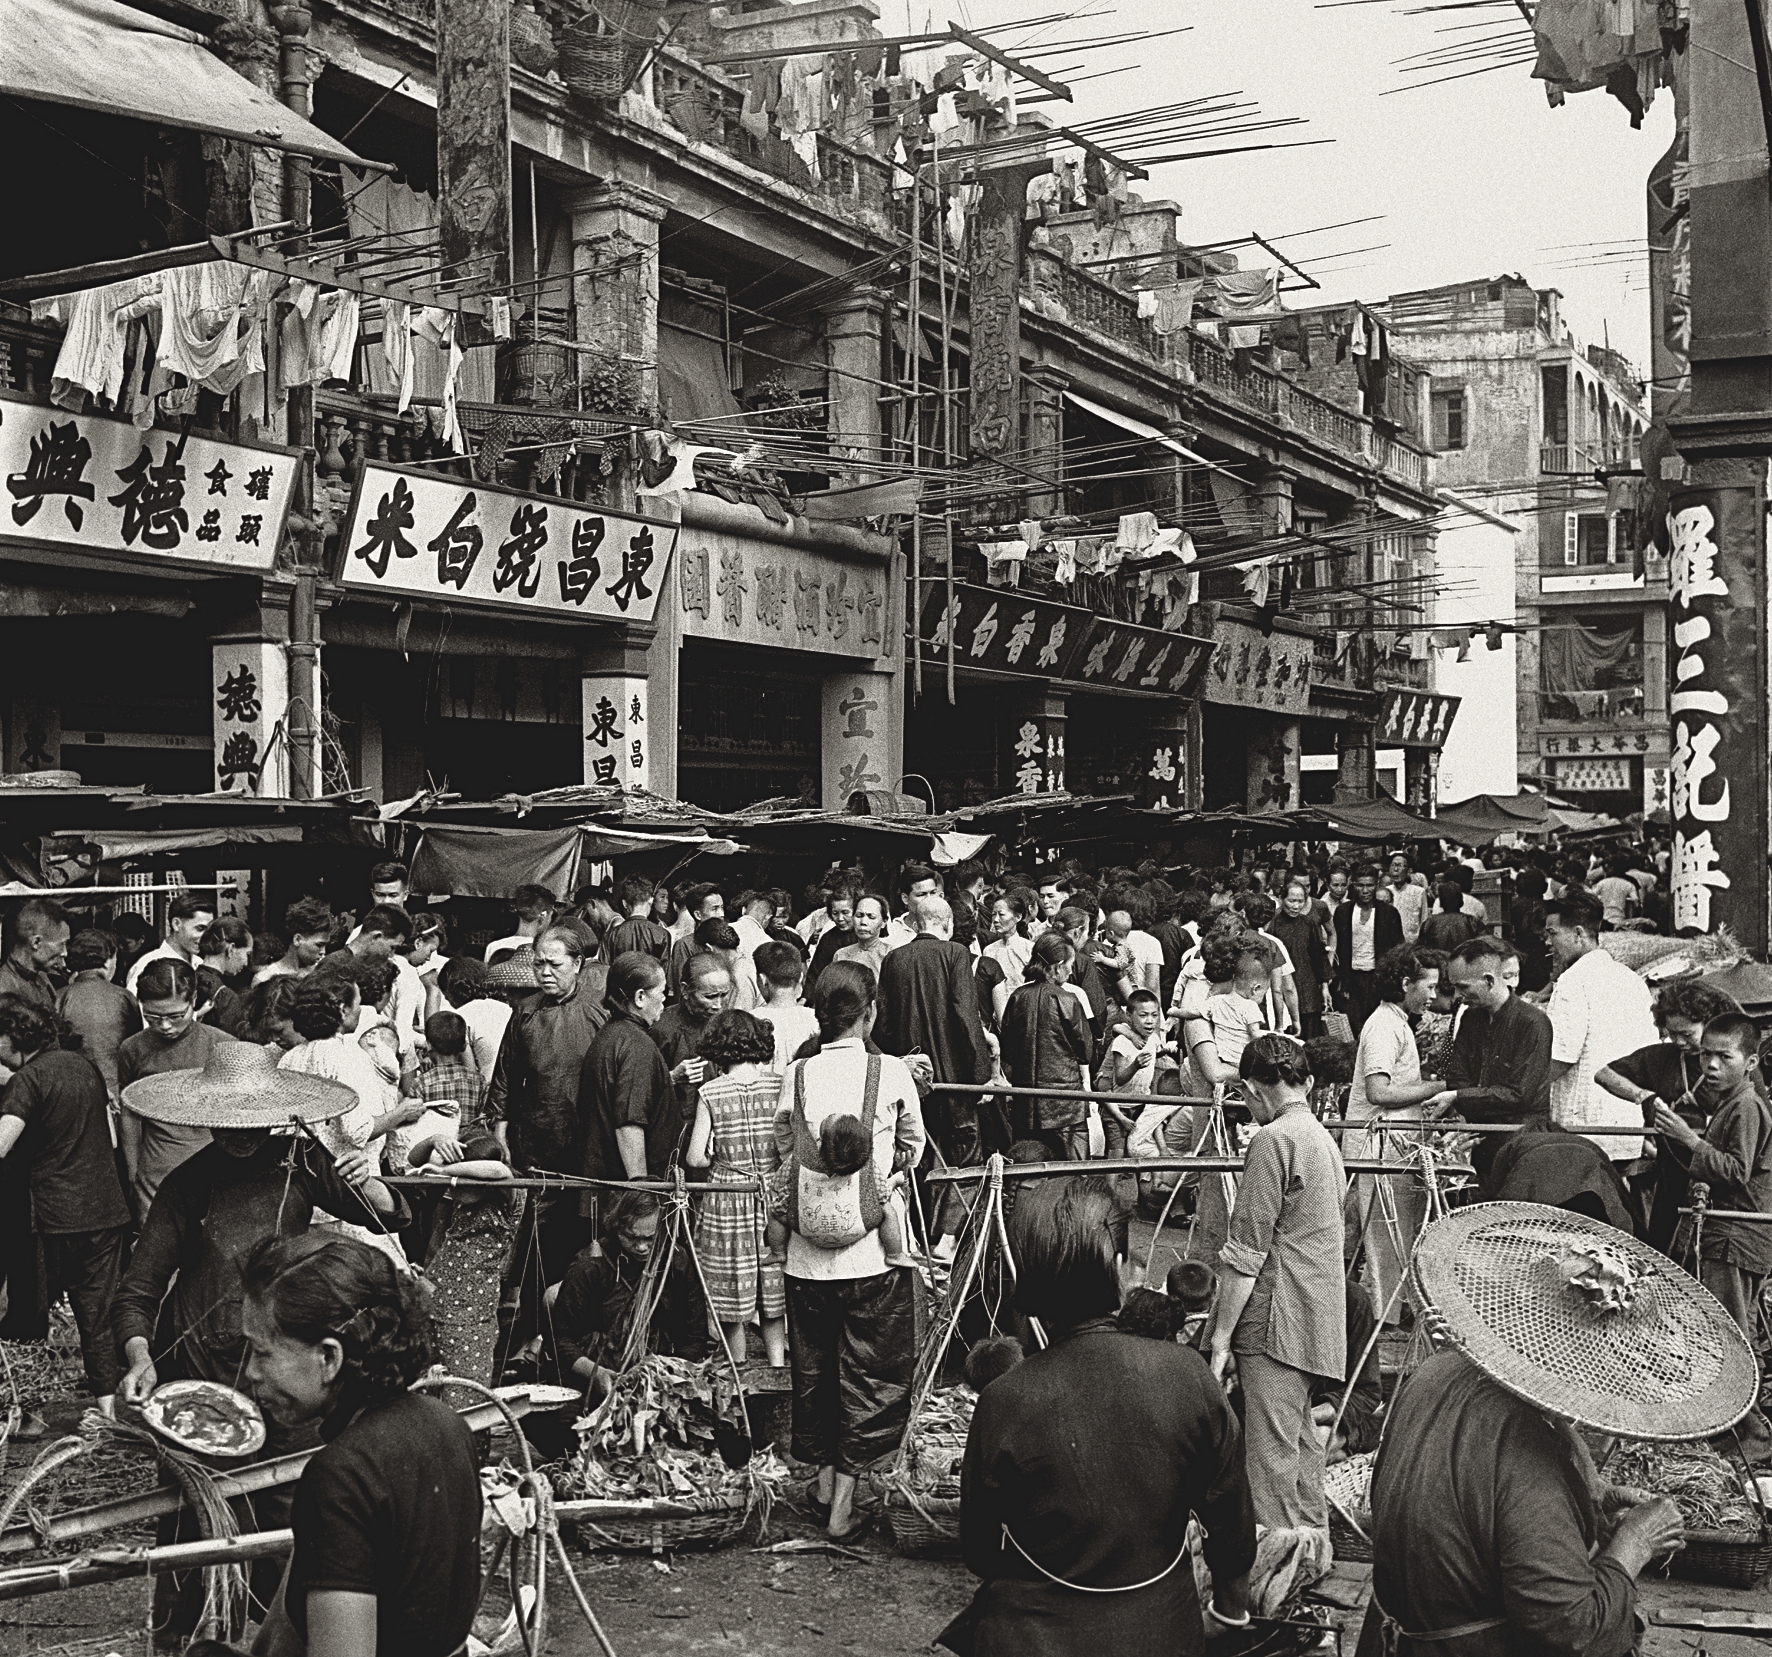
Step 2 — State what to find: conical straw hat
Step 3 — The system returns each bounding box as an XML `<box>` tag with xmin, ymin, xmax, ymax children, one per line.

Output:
<box><xmin>122</xmin><ymin>1039</ymin><xmax>355</xmax><ymax>1129</ymax></box>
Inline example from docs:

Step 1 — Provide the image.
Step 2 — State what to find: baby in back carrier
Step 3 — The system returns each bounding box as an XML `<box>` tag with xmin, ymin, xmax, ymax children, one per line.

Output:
<box><xmin>766</xmin><ymin>1111</ymin><xmax>914</xmax><ymax>1266</ymax></box>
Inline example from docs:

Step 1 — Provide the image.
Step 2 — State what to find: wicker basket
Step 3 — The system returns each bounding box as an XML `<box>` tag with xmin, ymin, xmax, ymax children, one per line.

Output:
<box><xmin>881</xmin><ymin>1489</ymin><xmax>962</xmax><ymax>1559</ymax></box>
<box><xmin>1668</xmin><ymin>1524</ymin><xmax>1772</xmax><ymax>1589</ymax></box>
<box><xmin>574</xmin><ymin>1494</ymin><xmax>753</xmax><ymax>1555</ymax></box>
<box><xmin>557</xmin><ymin>21</ymin><xmax>626</xmax><ymax>99</ymax></box>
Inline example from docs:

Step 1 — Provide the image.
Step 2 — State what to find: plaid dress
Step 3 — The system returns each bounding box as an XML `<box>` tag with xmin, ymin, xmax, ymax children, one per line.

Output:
<box><xmin>695</xmin><ymin>1072</ymin><xmax>787</xmax><ymax>1323</ymax></box>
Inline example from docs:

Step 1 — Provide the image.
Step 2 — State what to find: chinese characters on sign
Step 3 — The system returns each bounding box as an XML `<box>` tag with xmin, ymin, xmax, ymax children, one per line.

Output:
<box><xmin>1663</xmin><ymin>493</ymin><xmax>1753</xmax><ymax>936</ymax></box>
<box><xmin>1</xmin><ymin>392</ymin><xmax>292</xmax><ymax>570</ymax></box>
<box><xmin>581</xmin><ymin>676</ymin><xmax>650</xmax><ymax>792</ymax></box>
<box><xmin>338</xmin><ymin>464</ymin><xmax>674</xmax><ymax>625</ymax></box>
<box><xmin>1200</xmin><ymin>620</ymin><xmax>1312</xmax><ymax>715</ymax></box>
<box><xmin>1377</xmin><ymin>690</ymin><xmax>1460</xmax><ymax>749</ymax></box>
<box><xmin>1554</xmin><ymin>757</ymin><xmax>1633</xmax><ymax>794</ymax></box>
<box><xmin>680</xmin><ymin>534</ymin><xmax>891</xmax><ymax>659</ymax></box>
<box><xmin>210</xmin><ymin>643</ymin><xmax>290</xmax><ymax>796</ymax></box>
<box><xmin>821</xmin><ymin>675</ymin><xmax>892</xmax><ymax>808</ymax></box>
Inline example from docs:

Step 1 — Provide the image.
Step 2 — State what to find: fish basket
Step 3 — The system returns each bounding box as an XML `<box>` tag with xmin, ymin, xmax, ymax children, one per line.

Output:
<box><xmin>1323</xmin><ymin>1451</ymin><xmax>1374</xmax><ymax>1565</ymax></box>
<box><xmin>574</xmin><ymin>1492</ymin><xmax>753</xmax><ymax>1554</ymax></box>
<box><xmin>1667</xmin><ymin>1524</ymin><xmax>1772</xmax><ymax>1589</ymax></box>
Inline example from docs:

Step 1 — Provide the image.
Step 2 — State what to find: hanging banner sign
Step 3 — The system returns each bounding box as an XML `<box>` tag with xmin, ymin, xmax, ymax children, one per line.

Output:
<box><xmin>335</xmin><ymin>462</ymin><xmax>674</xmax><ymax>625</ymax></box>
<box><xmin>1377</xmin><ymin>688</ymin><xmax>1460</xmax><ymax>749</ymax></box>
<box><xmin>914</xmin><ymin>581</ymin><xmax>1214</xmax><ymax>695</ymax></box>
<box><xmin>0</xmin><ymin>391</ymin><xmax>292</xmax><ymax>572</ymax></box>
<box><xmin>1665</xmin><ymin>482</ymin><xmax>1768</xmax><ymax>946</ymax></box>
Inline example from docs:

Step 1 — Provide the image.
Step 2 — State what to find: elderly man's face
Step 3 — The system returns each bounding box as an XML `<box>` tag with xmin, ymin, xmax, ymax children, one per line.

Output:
<box><xmin>685</xmin><ymin>969</ymin><xmax>732</xmax><ymax>1019</ymax></box>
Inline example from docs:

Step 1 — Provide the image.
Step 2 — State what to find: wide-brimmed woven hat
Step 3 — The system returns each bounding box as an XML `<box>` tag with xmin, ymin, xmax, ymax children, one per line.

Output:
<box><xmin>485</xmin><ymin>948</ymin><xmax>540</xmax><ymax>991</ymax></box>
<box><xmin>1410</xmin><ymin>1202</ymin><xmax>1759</xmax><ymax>1441</ymax></box>
<box><xmin>122</xmin><ymin>1040</ymin><xmax>355</xmax><ymax>1130</ymax></box>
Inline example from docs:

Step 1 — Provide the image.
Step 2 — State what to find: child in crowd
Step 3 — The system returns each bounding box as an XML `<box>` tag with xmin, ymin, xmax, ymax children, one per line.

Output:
<box><xmin>1203</xmin><ymin>950</ymin><xmax>1271</xmax><ymax>1072</ymax></box>
<box><xmin>411</xmin><ymin>1130</ymin><xmax>519</xmax><ymax>1404</ymax></box>
<box><xmin>419</xmin><ymin>1009</ymin><xmax>484</xmax><ymax>1120</ymax></box>
<box><xmin>767</xmin><ymin>1113</ymin><xmax>914</xmax><ymax>1268</ymax></box>
<box><xmin>751</xmin><ymin>942</ymin><xmax>821</xmax><ymax>1071</ymax></box>
<box><xmin>962</xmin><ymin>1335</ymin><xmax>1024</xmax><ymax>1392</ymax></box>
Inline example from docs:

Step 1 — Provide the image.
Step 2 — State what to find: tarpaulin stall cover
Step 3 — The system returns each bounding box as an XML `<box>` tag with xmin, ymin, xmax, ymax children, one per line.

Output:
<box><xmin>1432</xmin><ymin>793</ymin><xmax>1552</xmax><ymax>841</ymax></box>
<box><xmin>407</xmin><ymin>824</ymin><xmax>708</xmax><ymax>899</ymax></box>
<box><xmin>1289</xmin><ymin>797</ymin><xmax>1432</xmax><ymax>843</ymax></box>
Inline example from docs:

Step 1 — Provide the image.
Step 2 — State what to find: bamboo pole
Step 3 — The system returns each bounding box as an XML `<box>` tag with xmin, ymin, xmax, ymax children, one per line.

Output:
<box><xmin>0</xmin><ymin>1397</ymin><xmax>523</xmax><ymax>1557</ymax></box>
<box><xmin>0</xmin><ymin>1532</ymin><xmax>292</xmax><ymax>1602</ymax></box>
<box><xmin>923</xmin><ymin>1156</ymin><xmax>1476</xmax><ymax>1185</ymax></box>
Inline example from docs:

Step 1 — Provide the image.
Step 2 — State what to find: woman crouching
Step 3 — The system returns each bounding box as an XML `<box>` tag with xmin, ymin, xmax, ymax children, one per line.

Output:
<box><xmin>238</xmin><ymin>1232</ymin><xmax>481</xmax><ymax>1657</ymax></box>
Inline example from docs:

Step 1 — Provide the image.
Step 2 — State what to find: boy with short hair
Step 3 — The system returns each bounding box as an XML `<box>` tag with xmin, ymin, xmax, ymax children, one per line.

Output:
<box><xmin>1203</xmin><ymin>951</ymin><xmax>1272</xmax><ymax>1073</ymax></box>
<box><xmin>604</xmin><ymin>875</ymin><xmax>672</xmax><ymax>962</ymax></box>
<box><xmin>751</xmin><ymin>941</ymin><xmax>820</xmax><ymax>1071</ymax></box>
<box><xmin>419</xmin><ymin>1009</ymin><xmax>485</xmax><ymax>1118</ymax></box>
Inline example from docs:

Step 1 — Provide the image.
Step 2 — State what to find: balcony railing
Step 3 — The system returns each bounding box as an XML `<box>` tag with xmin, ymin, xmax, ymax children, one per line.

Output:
<box><xmin>1025</xmin><ymin>248</ymin><xmax>1156</xmax><ymax>356</ymax></box>
<box><xmin>1541</xmin><ymin>437</ymin><xmax>1639</xmax><ymax>476</ymax></box>
<box><xmin>1187</xmin><ymin>331</ymin><xmax>1433</xmax><ymax>494</ymax></box>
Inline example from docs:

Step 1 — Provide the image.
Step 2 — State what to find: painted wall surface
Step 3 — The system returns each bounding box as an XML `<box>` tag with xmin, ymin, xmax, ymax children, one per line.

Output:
<box><xmin>1432</xmin><ymin>506</ymin><xmax>1519</xmax><ymax>802</ymax></box>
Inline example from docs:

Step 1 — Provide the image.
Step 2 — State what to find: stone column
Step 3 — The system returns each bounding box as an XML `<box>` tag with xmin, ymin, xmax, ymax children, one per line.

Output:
<box><xmin>1003</xmin><ymin>689</ymin><xmax>1067</xmax><ymax>796</ymax></box>
<box><xmin>1247</xmin><ymin>717</ymin><xmax>1301</xmax><ymax>813</ymax></box>
<box><xmin>1256</xmin><ymin>466</ymin><xmax>1296</xmax><ymax>539</ymax></box>
<box><xmin>436</xmin><ymin>0</ymin><xmax>512</xmax><ymax>291</ymax></box>
<box><xmin>580</xmin><ymin>626</ymin><xmax>655</xmax><ymax>791</ymax></box>
<box><xmin>567</xmin><ymin>182</ymin><xmax>671</xmax><ymax>447</ymax></box>
<box><xmin>822</xmin><ymin>289</ymin><xmax>889</xmax><ymax>479</ymax></box>
<box><xmin>1024</xmin><ymin>365</ymin><xmax>1069</xmax><ymax>521</ymax></box>
<box><xmin>1334</xmin><ymin>720</ymin><xmax>1376</xmax><ymax>804</ymax></box>
<box><xmin>821</xmin><ymin>669</ymin><xmax>900</xmax><ymax>809</ymax></box>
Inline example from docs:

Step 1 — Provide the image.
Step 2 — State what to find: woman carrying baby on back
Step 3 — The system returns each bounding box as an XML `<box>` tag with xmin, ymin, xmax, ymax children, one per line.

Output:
<box><xmin>772</xmin><ymin>960</ymin><xmax>926</xmax><ymax>1543</ymax></box>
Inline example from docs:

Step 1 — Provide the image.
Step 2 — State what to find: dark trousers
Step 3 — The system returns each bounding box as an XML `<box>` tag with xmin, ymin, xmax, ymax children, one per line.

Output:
<box><xmin>786</xmin><ymin>1269</ymin><xmax>917</xmax><ymax>1475</ymax></box>
<box><xmin>41</xmin><ymin>1226</ymin><xmax>127</xmax><ymax>1395</ymax></box>
<box><xmin>0</xmin><ymin>1162</ymin><xmax>43</xmax><ymax>1340</ymax></box>
<box><xmin>1342</xmin><ymin>971</ymin><xmax>1379</xmax><ymax>1035</ymax></box>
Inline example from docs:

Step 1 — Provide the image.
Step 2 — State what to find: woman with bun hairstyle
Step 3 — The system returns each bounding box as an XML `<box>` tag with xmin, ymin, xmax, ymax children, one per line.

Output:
<box><xmin>240</xmin><ymin>1230</ymin><xmax>481</xmax><ymax>1657</ymax></box>
<box><xmin>998</xmin><ymin>932</ymin><xmax>1094</xmax><ymax>1156</ymax></box>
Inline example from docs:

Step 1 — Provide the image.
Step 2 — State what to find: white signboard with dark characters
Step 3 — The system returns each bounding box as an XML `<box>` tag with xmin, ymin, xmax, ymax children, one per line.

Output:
<box><xmin>336</xmin><ymin>462</ymin><xmax>675</xmax><ymax>626</ymax></box>
<box><xmin>0</xmin><ymin>392</ymin><xmax>292</xmax><ymax>572</ymax></box>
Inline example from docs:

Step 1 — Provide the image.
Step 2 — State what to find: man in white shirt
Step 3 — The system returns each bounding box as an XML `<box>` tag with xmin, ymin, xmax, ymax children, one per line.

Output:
<box><xmin>1544</xmin><ymin>892</ymin><xmax>1657</xmax><ymax>1165</ymax></box>
<box><xmin>732</xmin><ymin>891</ymin><xmax>776</xmax><ymax>961</ymax></box>
<box><xmin>882</xmin><ymin>863</ymin><xmax>942</xmax><ymax>951</ymax></box>
<box><xmin>439</xmin><ymin>957</ymin><xmax>511</xmax><ymax>1081</ymax></box>
<box><xmin>351</xmin><ymin>905</ymin><xmax>426</xmax><ymax>1053</ymax></box>
<box><xmin>484</xmin><ymin>884</ymin><xmax>560</xmax><ymax>963</ymax></box>
<box><xmin>1384</xmin><ymin>852</ymin><xmax>1428</xmax><ymax>944</ymax></box>
<box><xmin>125</xmin><ymin>891</ymin><xmax>217</xmax><ymax>995</ymax></box>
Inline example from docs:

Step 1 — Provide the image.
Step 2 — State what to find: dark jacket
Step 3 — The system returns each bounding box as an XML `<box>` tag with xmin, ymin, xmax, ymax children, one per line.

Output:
<box><xmin>1268</xmin><ymin>913</ymin><xmax>1330</xmax><ymax>1013</ymax></box>
<box><xmin>876</xmin><ymin>934</ymin><xmax>992</xmax><ymax>1086</ymax></box>
<box><xmin>1000</xmin><ymin>979</ymin><xmax>1093</xmax><ymax>1132</ymax></box>
<box><xmin>1333</xmin><ymin>901</ymin><xmax>1404</xmax><ymax>985</ymax></box>
<box><xmin>1444</xmin><ymin>991</ymin><xmax>1553</xmax><ymax>1188</ymax></box>
<box><xmin>484</xmin><ymin>974</ymin><xmax>608</xmax><ymax>1172</ymax></box>
<box><xmin>951</xmin><ymin>1320</ymin><xmax>1256</xmax><ymax>1657</ymax></box>
<box><xmin>578</xmin><ymin>1008</ymin><xmax>677</xmax><ymax>1180</ymax></box>
<box><xmin>1419</xmin><ymin>910</ymin><xmax>1483</xmax><ymax>952</ymax></box>
<box><xmin>550</xmin><ymin>1237</ymin><xmax>708</xmax><ymax>1379</ymax></box>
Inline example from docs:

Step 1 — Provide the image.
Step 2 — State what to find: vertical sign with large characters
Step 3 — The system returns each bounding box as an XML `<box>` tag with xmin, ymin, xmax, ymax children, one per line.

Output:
<box><xmin>582</xmin><ymin>676</ymin><xmax>650</xmax><ymax>793</ymax></box>
<box><xmin>1664</xmin><ymin>479</ymin><xmax>1768</xmax><ymax>948</ymax></box>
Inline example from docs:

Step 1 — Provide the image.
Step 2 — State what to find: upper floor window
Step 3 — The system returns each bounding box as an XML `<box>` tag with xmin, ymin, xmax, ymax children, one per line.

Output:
<box><xmin>1431</xmin><ymin>386</ymin><xmax>1466</xmax><ymax>451</ymax></box>
<box><xmin>1563</xmin><ymin>511</ymin><xmax>1617</xmax><ymax>566</ymax></box>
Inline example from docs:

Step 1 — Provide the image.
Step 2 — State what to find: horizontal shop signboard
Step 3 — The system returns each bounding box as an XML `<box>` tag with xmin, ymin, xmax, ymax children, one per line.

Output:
<box><xmin>1377</xmin><ymin>688</ymin><xmax>1460</xmax><ymax>749</ymax></box>
<box><xmin>679</xmin><ymin>528</ymin><xmax>890</xmax><ymax>661</ymax></box>
<box><xmin>1201</xmin><ymin>619</ymin><xmax>1313</xmax><ymax>715</ymax></box>
<box><xmin>914</xmin><ymin>582</ymin><xmax>1213</xmax><ymax>695</ymax></box>
<box><xmin>335</xmin><ymin>462</ymin><xmax>674</xmax><ymax>625</ymax></box>
<box><xmin>1555</xmin><ymin>756</ymin><xmax>1633</xmax><ymax>793</ymax></box>
<box><xmin>1</xmin><ymin>391</ymin><xmax>292</xmax><ymax>573</ymax></box>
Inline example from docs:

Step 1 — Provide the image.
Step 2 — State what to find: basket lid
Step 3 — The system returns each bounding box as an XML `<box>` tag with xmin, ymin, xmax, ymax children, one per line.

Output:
<box><xmin>1410</xmin><ymin>1203</ymin><xmax>1760</xmax><ymax>1441</ymax></box>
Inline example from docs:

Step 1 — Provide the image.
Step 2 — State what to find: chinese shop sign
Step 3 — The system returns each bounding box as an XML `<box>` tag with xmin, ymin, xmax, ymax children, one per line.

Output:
<box><xmin>582</xmin><ymin>676</ymin><xmax>650</xmax><ymax>792</ymax></box>
<box><xmin>1200</xmin><ymin>620</ymin><xmax>1313</xmax><ymax>716</ymax></box>
<box><xmin>680</xmin><ymin>531</ymin><xmax>891</xmax><ymax>660</ymax></box>
<box><xmin>0</xmin><ymin>392</ymin><xmax>291</xmax><ymax>571</ymax></box>
<box><xmin>1377</xmin><ymin>689</ymin><xmax>1460</xmax><ymax>749</ymax></box>
<box><xmin>1664</xmin><ymin>487</ymin><xmax>1766</xmax><ymax>943</ymax></box>
<box><xmin>914</xmin><ymin>583</ymin><xmax>1214</xmax><ymax>696</ymax></box>
<box><xmin>337</xmin><ymin>463</ymin><xmax>673</xmax><ymax>625</ymax></box>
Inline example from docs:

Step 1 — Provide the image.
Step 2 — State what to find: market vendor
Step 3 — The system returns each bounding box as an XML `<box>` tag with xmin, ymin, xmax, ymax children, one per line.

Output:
<box><xmin>1356</xmin><ymin>1202</ymin><xmax>1759</xmax><ymax>1656</ymax></box>
<box><xmin>108</xmin><ymin>1042</ymin><xmax>407</xmax><ymax>1640</ymax></box>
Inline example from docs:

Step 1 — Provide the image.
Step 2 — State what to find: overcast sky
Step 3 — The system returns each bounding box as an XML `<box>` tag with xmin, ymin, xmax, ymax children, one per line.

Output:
<box><xmin>934</xmin><ymin>0</ymin><xmax>1675</xmax><ymax>373</ymax></box>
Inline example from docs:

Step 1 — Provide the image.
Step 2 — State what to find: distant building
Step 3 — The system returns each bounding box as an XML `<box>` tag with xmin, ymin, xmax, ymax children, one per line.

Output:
<box><xmin>1382</xmin><ymin>276</ymin><xmax>1660</xmax><ymax>819</ymax></box>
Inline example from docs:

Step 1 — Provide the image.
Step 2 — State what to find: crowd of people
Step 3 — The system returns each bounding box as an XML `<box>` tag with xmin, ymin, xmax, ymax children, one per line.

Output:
<box><xmin>0</xmin><ymin>828</ymin><xmax>1763</xmax><ymax>1654</ymax></box>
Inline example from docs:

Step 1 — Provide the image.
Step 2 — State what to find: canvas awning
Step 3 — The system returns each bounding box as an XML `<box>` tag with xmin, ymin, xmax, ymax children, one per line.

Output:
<box><xmin>2</xmin><ymin>0</ymin><xmax>374</xmax><ymax>167</ymax></box>
<box><xmin>1432</xmin><ymin>792</ymin><xmax>1552</xmax><ymax>842</ymax></box>
<box><xmin>407</xmin><ymin>824</ymin><xmax>710</xmax><ymax>899</ymax></box>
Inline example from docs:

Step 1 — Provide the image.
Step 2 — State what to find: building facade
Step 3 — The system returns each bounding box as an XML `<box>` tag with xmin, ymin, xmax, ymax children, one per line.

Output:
<box><xmin>3</xmin><ymin>0</ymin><xmax>1442</xmax><ymax>818</ymax></box>
<box><xmin>1383</xmin><ymin>276</ymin><xmax>1659</xmax><ymax>819</ymax></box>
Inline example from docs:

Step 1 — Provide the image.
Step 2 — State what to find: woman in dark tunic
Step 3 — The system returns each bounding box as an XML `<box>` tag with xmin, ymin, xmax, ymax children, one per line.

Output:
<box><xmin>948</xmin><ymin>1177</ymin><xmax>1256</xmax><ymax>1656</ymax></box>
<box><xmin>998</xmin><ymin>934</ymin><xmax>1093</xmax><ymax>1156</ymax></box>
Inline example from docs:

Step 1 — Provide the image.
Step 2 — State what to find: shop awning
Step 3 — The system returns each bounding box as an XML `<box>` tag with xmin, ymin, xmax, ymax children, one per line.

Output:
<box><xmin>1431</xmin><ymin>792</ymin><xmax>1551</xmax><ymax>841</ymax></box>
<box><xmin>1063</xmin><ymin>390</ymin><xmax>1247</xmax><ymax>482</ymax></box>
<box><xmin>2</xmin><ymin>0</ymin><xmax>374</xmax><ymax>167</ymax></box>
<box><xmin>408</xmin><ymin>823</ymin><xmax>711</xmax><ymax>899</ymax></box>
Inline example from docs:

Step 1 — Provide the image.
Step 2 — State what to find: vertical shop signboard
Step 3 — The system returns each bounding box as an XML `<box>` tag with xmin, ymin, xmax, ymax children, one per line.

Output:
<box><xmin>1664</xmin><ymin>479</ymin><xmax>1768</xmax><ymax>950</ymax></box>
<box><xmin>211</xmin><ymin>643</ymin><xmax>290</xmax><ymax>796</ymax></box>
<box><xmin>583</xmin><ymin>676</ymin><xmax>650</xmax><ymax>792</ymax></box>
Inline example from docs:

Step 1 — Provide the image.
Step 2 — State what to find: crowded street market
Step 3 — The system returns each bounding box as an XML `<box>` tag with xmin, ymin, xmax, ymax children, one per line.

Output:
<box><xmin>4</xmin><ymin>0</ymin><xmax>1772</xmax><ymax>1653</ymax></box>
